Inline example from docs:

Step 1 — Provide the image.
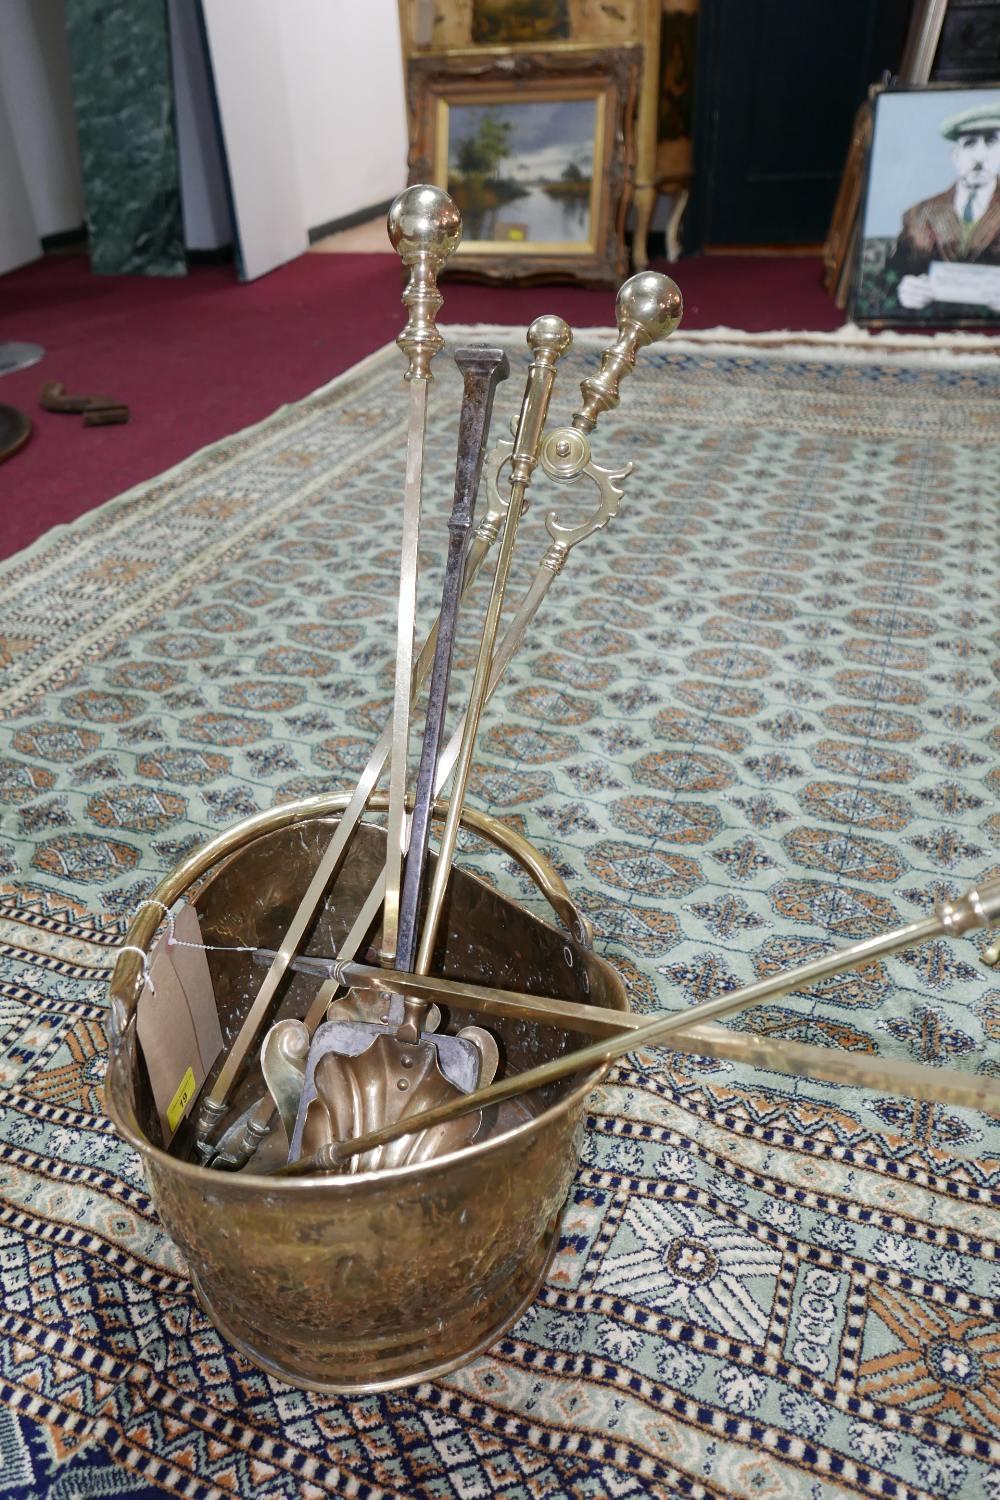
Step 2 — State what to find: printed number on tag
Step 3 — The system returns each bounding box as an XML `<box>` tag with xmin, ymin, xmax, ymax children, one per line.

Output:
<box><xmin>167</xmin><ymin>1066</ymin><xmax>196</xmax><ymax>1133</ymax></box>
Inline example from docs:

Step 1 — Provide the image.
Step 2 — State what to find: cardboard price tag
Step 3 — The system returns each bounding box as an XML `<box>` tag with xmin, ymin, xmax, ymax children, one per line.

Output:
<box><xmin>136</xmin><ymin>903</ymin><xmax>224</xmax><ymax>1143</ymax></box>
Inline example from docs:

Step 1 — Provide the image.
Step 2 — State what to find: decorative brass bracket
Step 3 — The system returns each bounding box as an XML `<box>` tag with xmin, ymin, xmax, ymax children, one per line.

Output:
<box><xmin>483</xmin><ymin>422</ymin><xmax>631</xmax><ymax>574</ymax></box>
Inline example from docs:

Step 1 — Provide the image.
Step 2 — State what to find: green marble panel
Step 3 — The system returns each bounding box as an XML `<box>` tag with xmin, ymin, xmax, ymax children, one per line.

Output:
<box><xmin>65</xmin><ymin>0</ymin><xmax>186</xmax><ymax>276</ymax></box>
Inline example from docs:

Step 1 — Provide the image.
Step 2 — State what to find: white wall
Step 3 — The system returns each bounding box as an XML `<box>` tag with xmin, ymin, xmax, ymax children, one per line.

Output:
<box><xmin>201</xmin><ymin>0</ymin><xmax>408</xmax><ymax>278</ymax></box>
<box><xmin>0</xmin><ymin>86</ymin><xmax>41</xmax><ymax>274</ymax></box>
<box><xmin>201</xmin><ymin>0</ymin><xmax>307</xmax><ymax>281</ymax></box>
<box><xmin>0</xmin><ymin>0</ymin><xmax>408</xmax><ymax>279</ymax></box>
<box><xmin>167</xmin><ymin>0</ymin><xmax>234</xmax><ymax>252</ymax></box>
<box><xmin>279</xmin><ymin>0</ymin><xmax>408</xmax><ymax>233</ymax></box>
<box><xmin>0</xmin><ymin>0</ymin><xmax>84</xmax><ymax>243</ymax></box>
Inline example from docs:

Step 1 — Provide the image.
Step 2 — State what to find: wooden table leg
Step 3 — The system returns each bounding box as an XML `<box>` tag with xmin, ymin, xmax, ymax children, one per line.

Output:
<box><xmin>666</xmin><ymin>186</ymin><xmax>689</xmax><ymax>262</ymax></box>
<box><xmin>632</xmin><ymin>182</ymin><xmax>657</xmax><ymax>271</ymax></box>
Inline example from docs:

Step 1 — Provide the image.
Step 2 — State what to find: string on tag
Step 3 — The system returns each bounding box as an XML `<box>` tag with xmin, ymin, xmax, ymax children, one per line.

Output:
<box><xmin>119</xmin><ymin>896</ymin><xmax>270</xmax><ymax>1006</ymax></box>
<box><xmin>131</xmin><ymin>897</ymin><xmax>258</xmax><ymax>956</ymax></box>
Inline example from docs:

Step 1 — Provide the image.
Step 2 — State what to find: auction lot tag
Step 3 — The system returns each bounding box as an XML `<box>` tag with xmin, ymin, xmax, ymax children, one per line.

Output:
<box><xmin>136</xmin><ymin>903</ymin><xmax>223</xmax><ymax>1142</ymax></box>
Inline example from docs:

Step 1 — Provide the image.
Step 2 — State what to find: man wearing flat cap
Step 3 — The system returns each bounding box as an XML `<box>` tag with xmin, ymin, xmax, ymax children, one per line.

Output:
<box><xmin>892</xmin><ymin>103</ymin><xmax>1000</xmax><ymax>311</ymax></box>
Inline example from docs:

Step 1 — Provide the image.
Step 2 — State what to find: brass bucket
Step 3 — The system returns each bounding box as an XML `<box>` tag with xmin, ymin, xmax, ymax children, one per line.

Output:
<box><xmin>106</xmin><ymin>793</ymin><xmax>628</xmax><ymax>1393</ymax></box>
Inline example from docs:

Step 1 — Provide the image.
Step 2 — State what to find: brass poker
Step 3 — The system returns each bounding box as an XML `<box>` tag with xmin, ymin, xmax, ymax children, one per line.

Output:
<box><xmin>330</xmin><ymin>959</ymin><xmax>1000</xmax><ymax>1112</ymax></box>
<box><xmin>274</xmin><ymin>875</ymin><xmax>1000</xmax><ymax>1175</ymax></box>
<box><xmin>382</xmin><ymin>185</ymin><xmax>462</xmax><ymax>967</ymax></box>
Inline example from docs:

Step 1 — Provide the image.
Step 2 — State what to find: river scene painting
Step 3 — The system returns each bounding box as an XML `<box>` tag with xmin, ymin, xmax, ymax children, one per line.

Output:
<box><xmin>446</xmin><ymin>98</ymin><xmax>597</xmax><ymax>245</ymax></box>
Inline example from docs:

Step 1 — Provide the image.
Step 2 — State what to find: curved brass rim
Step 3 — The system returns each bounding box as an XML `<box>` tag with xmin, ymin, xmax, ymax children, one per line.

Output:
<box><xmin>105</xmin><ymin>795</ymin><xmax>622</xmax><ymax>1188</ymax></box>
<box><xmin>109</xmin><ymin>791</ymin><xmax>591</xmax><ymax>1027</ymax></box>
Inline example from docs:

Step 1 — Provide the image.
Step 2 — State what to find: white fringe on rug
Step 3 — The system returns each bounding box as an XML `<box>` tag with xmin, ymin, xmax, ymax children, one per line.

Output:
<box><xmin>441</xmin><ymin>320</ymin><xmax>1000</xmax><ymax>367</ymax></box>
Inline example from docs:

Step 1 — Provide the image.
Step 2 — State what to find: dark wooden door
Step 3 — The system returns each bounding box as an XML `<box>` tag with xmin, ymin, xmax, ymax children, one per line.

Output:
<box><xmin>689</xmin><ymin>0</ymin><xmax>912</xmax><ymax>248</ymax></box>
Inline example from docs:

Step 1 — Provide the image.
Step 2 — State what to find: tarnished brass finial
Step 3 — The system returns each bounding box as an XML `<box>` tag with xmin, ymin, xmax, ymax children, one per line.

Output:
<box><xmin>573</xmin><ymin>271</ymin><xmax>683</xmax><ymax>432</ymax></box>
<box><xmin>387</xmin><ymin>185</ymin><xmax>462</xmax><ymax>380</ymax></box>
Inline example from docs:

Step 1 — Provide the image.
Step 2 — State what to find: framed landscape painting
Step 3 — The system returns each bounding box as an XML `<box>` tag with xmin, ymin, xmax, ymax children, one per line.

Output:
<box><xmin>854</xmin><ymin>85</ymin><xmax>1000</xmax><ymax>325</ymax></box>
<box><xmin>471</xmin><ymin>0</ymin><xmax>571</xmax><ymax>45</ymax></box>
<box><xmin>406</xmin><ymin>48</ymin><xmax>640</xmax><ymax>284</ymax></box>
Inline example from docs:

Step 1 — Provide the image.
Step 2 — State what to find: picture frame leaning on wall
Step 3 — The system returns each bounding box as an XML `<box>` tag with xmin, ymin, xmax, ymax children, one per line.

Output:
<box><xmin>405</xmin><ymin>47</ymin><xmax>641</xmax><ymax>284</ymax></box>
<box><xmin>853</xmin><ymin>84</ymin><xmax>1000</xmax><ymax>326</ymax></box>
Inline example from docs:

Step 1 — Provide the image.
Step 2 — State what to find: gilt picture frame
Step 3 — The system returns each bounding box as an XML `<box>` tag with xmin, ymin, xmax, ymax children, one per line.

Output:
<box><xmin>406</xmin><ymin>48</ymin><xmax>641</xmax><ymax>284</ymax></box>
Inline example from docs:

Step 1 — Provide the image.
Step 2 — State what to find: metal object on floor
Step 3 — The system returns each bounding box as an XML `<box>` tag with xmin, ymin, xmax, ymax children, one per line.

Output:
<box><xmin>82</xmin><ymin>405</ymin><xmax>129</xmax><ymax>427</ymax></box>
<box><xmin>106</xmin><ymin>797</ymin><xmax>627</xmax><ymax>1393</ymax></box>
<box><xmin>40</xmin><ymin>380</ymin><xmax>118</xmax><ymax>414</ymax></box>
<box><xmin>40</xmin><ymin>380</ymin><xmax>130</xmax><ymax>425</ymax></box>
<box><xmin>0</xmin><ymin>342</ymin><xmax>44</xmax><ymax>376</ymax></box>
<box><xmin>0</xmin><ymin>405</ymin><xmax>31</xmax><ymax>463</ymax></box>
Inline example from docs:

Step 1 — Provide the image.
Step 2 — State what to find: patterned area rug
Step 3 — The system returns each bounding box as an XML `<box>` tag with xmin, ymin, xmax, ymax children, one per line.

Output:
<box><xmin>0</xmin><ymin>326</ymin><xmax>998</xmax><ymax>1500</ymax></box>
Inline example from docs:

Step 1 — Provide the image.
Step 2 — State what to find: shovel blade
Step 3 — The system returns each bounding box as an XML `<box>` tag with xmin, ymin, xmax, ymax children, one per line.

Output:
<box><xmin>289</xmin><ymin>1019</ymin><xmax>482</xmax><ymax>1164</ymax></box>
<box><xmin>291</xmin><ymin>1023</ymin><xmax>482</xmax><ymax>1172</ymax></box>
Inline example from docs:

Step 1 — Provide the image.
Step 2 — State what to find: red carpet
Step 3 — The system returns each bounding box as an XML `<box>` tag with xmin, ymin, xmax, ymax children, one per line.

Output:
<box><xmin>0</xmin><ymin>251</ymin><xmax>844</xmax><ymax>560</ymax></box>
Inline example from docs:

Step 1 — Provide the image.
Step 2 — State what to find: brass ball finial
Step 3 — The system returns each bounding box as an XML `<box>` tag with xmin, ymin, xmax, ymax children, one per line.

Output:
<box><xmin>572</xmin><ymin>272</ymin><xmax>684</xmax><ymax>432</ymax></box>
<box><xmin>387</xmin><ymin>184</ymin><xmax>462</xmax><ymax>267</ymax></box>
<box><xmin>526</xmin><ymin>315</ymin><xmax>573</xmax><ymax>364</ymax></box>
<box><xmin>615</xmin><ymin>271</ymin><xmax>683</xmax><ymax>346</ymax></box>
<box><xmin>388</xmin><ymin>185</ymin><xmax>463</xmax><ymax>380</ymax></box>
<box><xmin>507</xmin><ymin>316</ymin><xmax>573</xmax><ymax>482</ymax></box>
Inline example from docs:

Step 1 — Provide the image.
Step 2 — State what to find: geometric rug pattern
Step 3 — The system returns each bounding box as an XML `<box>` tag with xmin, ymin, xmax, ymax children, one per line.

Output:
<box><xmin>0</xmin><ymin>329</ymin><xmax>998</xmax><ymax>1497</ymax></box>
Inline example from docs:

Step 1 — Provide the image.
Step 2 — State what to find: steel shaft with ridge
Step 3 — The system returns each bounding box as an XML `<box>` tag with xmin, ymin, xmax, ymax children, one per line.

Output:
<box><xmin>413</xmin><ymin>315</ymin><xmax>573</xmax><ymax>975</ymax></box>
<box><xmin>395</xmin><ymin>346</ymin><xmax>509</xmax><ymax>988</ymax></box>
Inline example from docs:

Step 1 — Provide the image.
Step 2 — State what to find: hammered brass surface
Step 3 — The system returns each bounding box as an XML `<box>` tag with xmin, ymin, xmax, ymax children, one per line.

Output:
<box><xmin>105</xmin><ymin>802</ymin><xmax>627</xmax><ymax>1392</ymax></box>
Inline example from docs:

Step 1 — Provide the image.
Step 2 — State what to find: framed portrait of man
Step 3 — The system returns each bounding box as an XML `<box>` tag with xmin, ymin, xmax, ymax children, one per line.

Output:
<box><xmin>854</xmin><ymin>86</ymin><xmax>1000</xmax><ymax>325</ymax></box>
